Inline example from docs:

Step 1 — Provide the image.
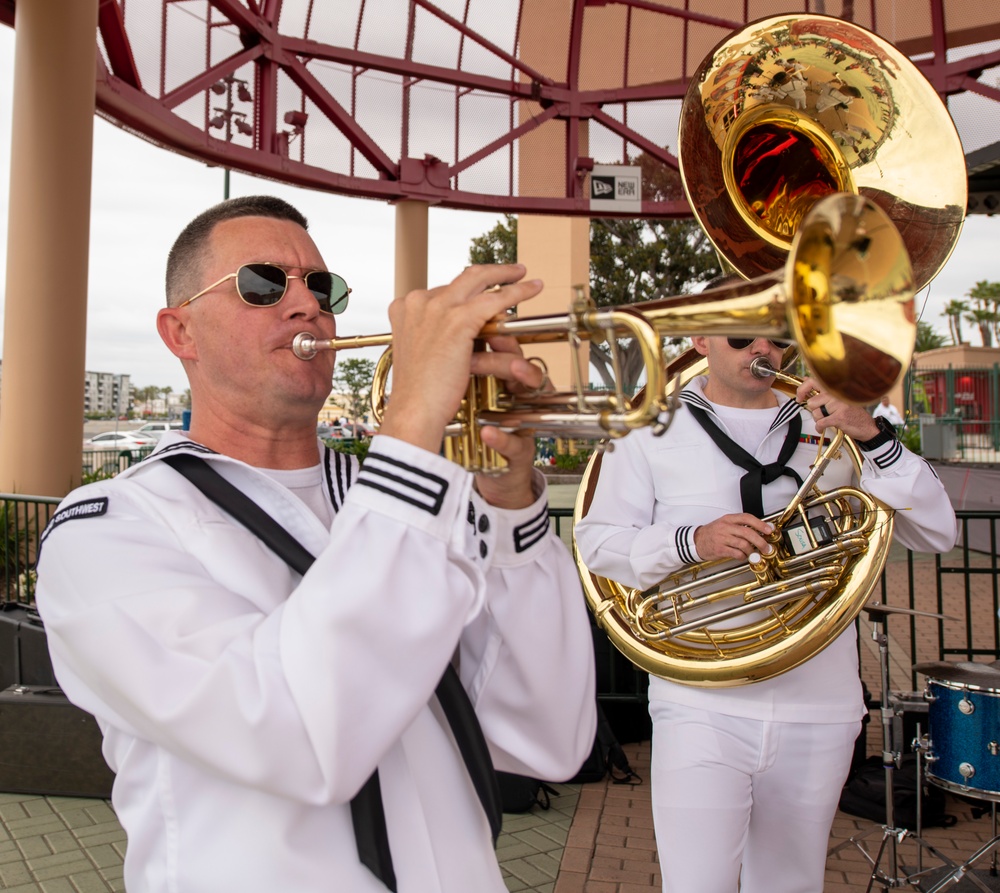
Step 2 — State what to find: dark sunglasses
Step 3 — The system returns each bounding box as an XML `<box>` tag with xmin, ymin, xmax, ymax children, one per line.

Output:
<box><xmin>179</xmin><ymin>263</ymin><xmax>351</xmax><ymax>315</ymax></box>
<box><xmin>726</xmin><ymin>337</ymin><xmax>792</xmax><ymax>350</ymax></box>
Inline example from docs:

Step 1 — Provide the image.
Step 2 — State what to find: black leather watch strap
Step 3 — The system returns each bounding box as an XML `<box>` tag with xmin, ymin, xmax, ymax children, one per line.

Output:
<box><xmin>857</xmin><ymin>415</ymin><xmax>898</xmax><ymax>452</ymax></box>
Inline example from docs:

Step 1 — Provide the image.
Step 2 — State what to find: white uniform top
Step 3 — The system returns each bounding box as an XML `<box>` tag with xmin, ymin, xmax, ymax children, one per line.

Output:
<box><xmin>575</xmin><ymin>376</ymin><xmax>957</xmax><ymax>725</ymax></box>
<box><xmin>36</xmin><ymin>432</ymin><xmax>597</xmax><ymax>893</ymax></box>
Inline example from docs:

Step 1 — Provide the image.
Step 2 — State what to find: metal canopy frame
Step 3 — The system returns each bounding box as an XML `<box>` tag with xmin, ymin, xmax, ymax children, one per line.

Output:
<box><xmin>2</xmin><ymin>0</ymin><xmax>1000</xmax><ymax>217</ymax></box>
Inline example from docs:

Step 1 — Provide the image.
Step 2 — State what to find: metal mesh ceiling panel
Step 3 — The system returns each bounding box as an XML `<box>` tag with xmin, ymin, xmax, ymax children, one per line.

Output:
<box><xmin>6</xmin><ymin>0</ymin><xmax>1000</xmax><ymax>216</ymax></box>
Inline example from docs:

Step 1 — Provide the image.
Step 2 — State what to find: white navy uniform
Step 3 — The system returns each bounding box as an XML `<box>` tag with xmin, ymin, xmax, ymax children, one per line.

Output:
<box><xmin>36</xmin><ymin>432</ymin><xmax>597</xmax><ymax>893</ymax></box>
<box><xmin>575</xmin><ymin>376</ymin><xmax>956</xmax><ymax>893</ymax></box>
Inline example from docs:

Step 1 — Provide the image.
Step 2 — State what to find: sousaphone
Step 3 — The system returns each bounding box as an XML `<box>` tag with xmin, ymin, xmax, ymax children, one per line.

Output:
<box><xmin>573</xmin><ymin>14</ymin><xmax>966</xmax><ymax>687</ymax></box>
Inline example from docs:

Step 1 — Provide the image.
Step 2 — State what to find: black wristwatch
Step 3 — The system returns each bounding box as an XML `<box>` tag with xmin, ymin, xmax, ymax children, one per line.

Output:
<box><xmin>856</xmin><ymin>415</ymin><xmax>898</xmax><ymax>452</ymax></box>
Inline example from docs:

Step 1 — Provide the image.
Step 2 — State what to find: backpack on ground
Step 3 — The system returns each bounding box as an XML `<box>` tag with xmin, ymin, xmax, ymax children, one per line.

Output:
<box><xmin>496</xmin><ymin>772</ymin><xmax>559</xmax><ymax>813</ymax></box>
<box><xmin>839</xmin><ymin>754</ymin><xmax>955</xmax><ymax>830</ymax></box>
<box><xmin>496</xmin><ymin>699</ymin><xmax>642</xmax><ymax>813</ymax></box>
<box><xmin>568</xmin><ymin>699</ymin><xmax>642</xmax><ymax>785</ymax></box>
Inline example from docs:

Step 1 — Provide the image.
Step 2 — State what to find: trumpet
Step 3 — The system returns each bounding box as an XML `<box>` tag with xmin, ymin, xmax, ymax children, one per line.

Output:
<box><xmin>293</xmin><ymin>191</ymin><xmax>914</xmax><ymax>472</ymax></box>
<box><xmin>294</xmin><ymin>296</ymin><xmax>672</xmax><ymax>472</ymax></box>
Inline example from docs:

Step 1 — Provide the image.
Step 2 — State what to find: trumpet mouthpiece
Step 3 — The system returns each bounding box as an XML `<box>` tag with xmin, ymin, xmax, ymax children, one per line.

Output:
<box><xmin>749</xmin><ymin>357</ymin><xmax>776</xmax><ymax>379</ymax></box>
<box><xmin>292</xmin><ymin>333</ymin><xmax>317</xmax><ymax>360</ymax></box>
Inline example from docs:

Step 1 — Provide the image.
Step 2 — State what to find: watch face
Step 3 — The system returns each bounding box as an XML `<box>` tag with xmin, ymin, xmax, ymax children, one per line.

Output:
<box><xmin>875</xmin><ymin>416</ymin><xmax>896</xmax><ymax>437</ymax></box>
<box><xmin>859</xmin><ymin>414</ymin><xmax>898</xmax><ymax>450</ymax></box>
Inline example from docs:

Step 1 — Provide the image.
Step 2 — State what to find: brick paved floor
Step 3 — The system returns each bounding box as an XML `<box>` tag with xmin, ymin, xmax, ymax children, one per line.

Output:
<box><xmin>0</xmin><ymin>793</ymin><xmax>124</xmax><ymax>892</ymax></box>
<box><xmin>553</xmin><ymin>741</ymin><xmax>1000</xmax><ymax>893</ymax></box>
<box><xmin>2</xmin><ymin>744</ymin><xmax>1000</xmax><ymax>892</ymax></box>
<box><xmin>500</xmin><ymin>785</ymin><xmax>581</xmax><ymax>893</ymax></box>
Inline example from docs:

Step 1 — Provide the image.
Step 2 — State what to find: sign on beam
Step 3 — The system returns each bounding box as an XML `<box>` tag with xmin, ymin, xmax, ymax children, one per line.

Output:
<box><xmin>590</xmin><ymin>165</ymin><xmax>642</xmax><ymax>213</ymax></box>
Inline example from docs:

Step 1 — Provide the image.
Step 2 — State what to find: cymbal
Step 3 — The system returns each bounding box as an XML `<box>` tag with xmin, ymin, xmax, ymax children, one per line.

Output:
<box><xmin>914</xmin><ymin>660</ymin><xmax>1000</xmax><ymax>688</ymax></box>
<box><xmin>862</xmin><ymin>602</ymin><xmax>957</xmax><ymax>622</ymax></box>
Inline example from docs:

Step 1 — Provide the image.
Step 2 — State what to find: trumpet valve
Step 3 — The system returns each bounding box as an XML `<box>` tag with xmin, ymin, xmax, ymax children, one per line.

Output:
<box><xmin>747</xmin><ymin>548</ymin><xmax>776</xmax><ymax>586</ymax></box>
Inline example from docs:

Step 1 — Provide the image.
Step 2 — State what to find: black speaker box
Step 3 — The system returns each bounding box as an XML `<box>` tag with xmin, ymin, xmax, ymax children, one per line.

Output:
<box><xmin>0</xmin><ymin>685</ymin><xmax>115</xmax><ymax>799</ymax></box>
<box><xmin>0</xmin><ymin>603</ymin><xmax>57</xmax><ymax>690</ymax></box>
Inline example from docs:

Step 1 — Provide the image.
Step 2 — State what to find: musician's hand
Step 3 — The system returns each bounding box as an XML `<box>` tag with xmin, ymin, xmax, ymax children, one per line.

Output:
<box><xmin>797</xmin><ymin>377</ymin><xmax>880</xmax><ymax>441</ymax></box>
<box><xmin>693</xmin><ymin>514</ymin><xmax>774</xmax><ymax>562</ymax></box>
<box><xmin>378</xmin><ymin>265</ymin><xmax>543</xmax><ymax>455</ymax></box>
<box><xmin>473</xmin><ymin>333</ymin><xmax>547</xmax><ymax>510</ymax></box>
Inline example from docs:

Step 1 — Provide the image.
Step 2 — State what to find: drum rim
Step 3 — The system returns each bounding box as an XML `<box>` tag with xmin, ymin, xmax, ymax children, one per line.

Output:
<box><xmin>926</xmin><ymin>771</ymin><xmax>1000</xmax><ymax>802</ymax></box>
<box><xmin>926</xmin><ymin>677</ymin><xmax>1000</xmax><ymax>695</ymax></box>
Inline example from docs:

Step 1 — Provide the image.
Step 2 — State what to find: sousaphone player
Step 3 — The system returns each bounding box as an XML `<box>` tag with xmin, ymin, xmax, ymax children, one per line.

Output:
<box><xmin>575</xmin><ymin>324</ymin><xmax>957</xmax><ymax>893</ymax></box>
<box><xmin>575</xmin><ymin>11</ymin><xmax>965</xmax><ymax>893</ymax></box>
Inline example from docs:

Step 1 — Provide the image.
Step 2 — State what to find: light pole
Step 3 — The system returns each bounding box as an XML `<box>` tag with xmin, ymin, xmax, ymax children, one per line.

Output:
<box><xmin>209</xmin><ymin>75</ymin><xmax>253</xmax><ymax>199</ymax></box>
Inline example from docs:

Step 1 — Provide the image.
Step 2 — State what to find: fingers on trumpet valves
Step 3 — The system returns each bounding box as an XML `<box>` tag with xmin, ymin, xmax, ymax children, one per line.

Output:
<box><xmin>521</xmin><ymin>357</ymin><xmax>552</xmax><ymax>397</ymax></box>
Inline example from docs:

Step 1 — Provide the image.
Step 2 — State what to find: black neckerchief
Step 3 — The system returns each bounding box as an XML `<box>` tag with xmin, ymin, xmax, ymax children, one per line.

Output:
<box><xmin>686</xmin><ymin>403</ymin><xmax>804</xmax><ymax>518</ymax></box>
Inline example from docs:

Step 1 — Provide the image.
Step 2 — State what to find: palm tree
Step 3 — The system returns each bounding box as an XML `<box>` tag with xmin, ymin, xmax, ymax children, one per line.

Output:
<box><xmin>941</xmin><ymin>300</ymin><xmax>968</xmax><ymax>345</ymax></box>
<box><xmin>965</xmin><ymin>307</ymin><xmax>998</xmax><ymax>347</ymax></box>
<box><xmin>967</xmin><ymin>281</ymin><xmax>1000</xmax><ymax>346</ymax></box>
<box><xmin>915</xmin><ymin>320</ymin><xmax>947</xmax><ymax>353</ymax></box>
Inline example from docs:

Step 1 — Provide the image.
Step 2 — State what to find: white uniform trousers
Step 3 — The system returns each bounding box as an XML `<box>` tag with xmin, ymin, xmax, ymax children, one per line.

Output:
<box><xmin>649</xmin><ymin>701</ymin><xmax>862</xmax><ymax>893</ymax></box>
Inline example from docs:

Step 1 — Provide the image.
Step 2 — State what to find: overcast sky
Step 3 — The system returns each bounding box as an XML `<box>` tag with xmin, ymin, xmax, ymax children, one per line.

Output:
<box><xmin>1</xmin><ymin>23</ymin><xmax>998</xmax><ymax>394</ymax></box>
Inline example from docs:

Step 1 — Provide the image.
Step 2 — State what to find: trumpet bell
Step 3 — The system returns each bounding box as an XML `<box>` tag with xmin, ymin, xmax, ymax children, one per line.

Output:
<box><xmin>786</xmin><ymin>192</ymin><xmax>914</xmax><ymax>402</ymax></box>
<box><xmin>680</xmin><ymin>14</ymin><xmax>967</xmax><ymax>288</ymax></box>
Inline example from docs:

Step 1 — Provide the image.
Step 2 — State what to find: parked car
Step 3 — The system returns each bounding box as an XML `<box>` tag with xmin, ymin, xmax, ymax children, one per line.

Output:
<box><xmin>317</xmin><ymin>423</ymin><xmax>353</xmax><ymax>441</ymax></box>
<box><xmin>83</xmin><ymin>431</ymin><xmax>157</xmax><ymax>451</ymax></box>
<box><xmin>132</xmin><ymin>421</ymin><xmax>184</xmax><ymax>440</ymax></box>
<box><xmin>82</xmin><ymin>431</ymin><xmax>157</xmax><ymax>475</ymax></box>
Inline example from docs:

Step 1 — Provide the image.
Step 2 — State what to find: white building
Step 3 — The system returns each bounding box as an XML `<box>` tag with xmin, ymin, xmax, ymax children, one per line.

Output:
<box><xmin>83</xmin><ymin>371</ymin><xmax>131</xmax><ymax>417</ymax></box>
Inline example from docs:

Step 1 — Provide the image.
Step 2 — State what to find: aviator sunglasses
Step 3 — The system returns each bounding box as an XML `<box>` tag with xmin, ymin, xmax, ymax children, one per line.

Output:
<box><xmin>179</xmin><ymin>263</ymin><xmax>351</xmax><ymax>315</ymax></box>
<box><xmin>726</xmin><ymin>337</ymin><xmax>792</xmax><ymax>350</ymax></box>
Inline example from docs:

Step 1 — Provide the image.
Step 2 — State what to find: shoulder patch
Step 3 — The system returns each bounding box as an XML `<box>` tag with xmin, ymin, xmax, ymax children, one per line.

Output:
<box><xmin>40</xmin><ymin>498</ymin><xmax>109</xmax><ymax>554</ymax></box>
<box><xmin>49</xmin><ymin>498</ymin><xmax>109</xmax><ymax>527</ymax></box>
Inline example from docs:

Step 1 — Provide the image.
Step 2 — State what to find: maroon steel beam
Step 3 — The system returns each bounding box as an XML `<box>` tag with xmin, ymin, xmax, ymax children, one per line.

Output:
<box><xmin>161</xmin><ymin>46</ymin><xmax>262</xmax><ymax>110</ymax></box>
<box><xmin>254</xmin><ymin>54</ymin><xmax>279</xmax><ymax>155</ymax></box>
<box><xmin>98</xmin><ymin>0</ymin><xmax>141</xmax><ymax>90</ymax></box>
<box><xmin>414</xmin><ymin>0</ymin><xmax>555</xmax><ymax>86</ymax></box>
<box><xmin>449</xmin><ymin>104</ymin><xmax>561</xmax><ymax>178</ymax></box>
<box><xmin>206</xmin><ymin>0</ymin><xmax>270</xmax><ymax>38</ymax></box>
<box><xmin>95</xmin><ymin>55</ymin><xmax>691</xmax><ymax>217</ymax></box>
<box><xmin>6</xmin><ymin>0</ymin><xmax>999</xmax><ymax>221</ymax></box>
<box><xmin>586</xmin><ymin>0</ymin><xmax>741</xmax><ymax>32</ymax></box>
<box><xmin>914</xmin><ymin>48</ymin><xmax>1000</xmax><ymax>98</ymax></box>
<box><xmin>281</xmin><ymin>37</ymin><xmax>541</xmax><ymax>100</ymax></box>
<box><xmin>590</xmin><ymin>106</ymin><xmax>679</xmax><ymax>169</ymax></box>
<box><xmin>278</xmin><ymin>51</ymin><xmax>399</xmax><ymax>177</ymax></box>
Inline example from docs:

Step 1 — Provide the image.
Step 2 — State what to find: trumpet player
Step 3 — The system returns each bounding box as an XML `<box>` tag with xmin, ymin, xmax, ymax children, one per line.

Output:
<box><xmin>575</xmin><ymin>325</ymin><xmax>956</xmax><ymax>893</ymax></box>
<box><xmin>35</xmin><ymin>195</ymin><xmax>597</xmax><ymax>893</ymax></box>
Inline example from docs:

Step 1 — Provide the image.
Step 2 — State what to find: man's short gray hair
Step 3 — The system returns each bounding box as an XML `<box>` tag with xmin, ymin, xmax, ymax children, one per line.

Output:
<box><xmin>165</xmin><ymin>195</ymin><xmax>309</xmax><ymax>307</ymax></box>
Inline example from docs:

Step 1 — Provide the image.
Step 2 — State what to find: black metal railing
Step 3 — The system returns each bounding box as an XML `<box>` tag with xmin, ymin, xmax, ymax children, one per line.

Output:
<box><xmin>551</xmin><ymin>508</ymin><xmax>1000</xmax><ymax>718</ymax></box>
<box><xmin>82</xmin><ymin>447</ymin><xmax>154</xmax><ymax>480</ymax></box>
<box><xmin>0</xmin><ymin>494</ymin><xmax>60</xmax><ymax>604</ymax></box>
<box><xmin>2</xmin><ymin>495</ymin><xmax>996</xmax><ymax>728</ymax></box>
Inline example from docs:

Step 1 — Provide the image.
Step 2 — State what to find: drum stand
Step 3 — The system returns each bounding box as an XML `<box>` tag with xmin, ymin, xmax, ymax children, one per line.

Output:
<box><xmin>831</xmin><ymin>607</ymin><xmax>1000</xmax><ymax>892</ymax></box>
<box><xmin>829</xmin><ymin>608</ymin><xmax>942</xmax><ymax>891</ymax></box>
<box><xmin>905</xmin><ymin>799</ymin><xmax>1000</xmax><ymax>893</ymax></box>
<box><xmin>908</xmin><ymin>736</ymin><xmax>1000</xmax><ymax>891</ymax></box>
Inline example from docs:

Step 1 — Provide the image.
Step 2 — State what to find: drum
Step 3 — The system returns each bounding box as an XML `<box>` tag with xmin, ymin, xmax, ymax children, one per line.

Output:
<box><xmin>921</xmin><ymin>662</ymin><xmax>1000</xmax><ymax>802</ymax></box>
